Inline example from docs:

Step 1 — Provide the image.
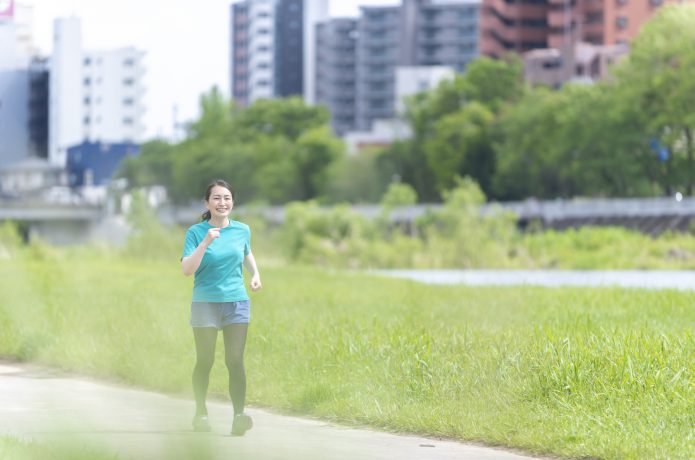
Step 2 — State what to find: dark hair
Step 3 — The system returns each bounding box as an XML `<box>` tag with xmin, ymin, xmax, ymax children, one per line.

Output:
<box><xmin>201</xmin><ymin>179</ymin><xmax>235</xmax><ymax>221</ymax></box>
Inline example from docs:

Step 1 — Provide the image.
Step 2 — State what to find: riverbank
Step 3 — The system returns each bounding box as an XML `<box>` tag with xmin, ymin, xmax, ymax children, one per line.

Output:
<box><xmin>0</xmin><ymin>253</ymin><xmax>692</xmax><ymax>459</ymax></box>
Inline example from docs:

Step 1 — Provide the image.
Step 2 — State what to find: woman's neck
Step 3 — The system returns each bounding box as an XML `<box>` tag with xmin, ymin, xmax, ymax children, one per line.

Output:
<box><xmin>208</xmin><ymin>216</ymin><xmax>230</xmax><ymax>228</ymax></box>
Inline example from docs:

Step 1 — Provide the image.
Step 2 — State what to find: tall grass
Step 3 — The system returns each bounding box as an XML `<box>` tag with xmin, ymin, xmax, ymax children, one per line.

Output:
<box><xmin>0</xmin><ymin>247</ymin><xmax>692</xmax><ymax>459</ymax></box>
<box><xmin>278</xmin><ymin>180</ymin><xmax>695</xmax><ymax>269</ymax></box>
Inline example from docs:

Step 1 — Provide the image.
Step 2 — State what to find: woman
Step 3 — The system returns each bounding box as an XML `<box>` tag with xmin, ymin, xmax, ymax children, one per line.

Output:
<box><xmin>181</xmin><ymin>179</ymin><xmax>262</xmax><ymax>436</ymax></box>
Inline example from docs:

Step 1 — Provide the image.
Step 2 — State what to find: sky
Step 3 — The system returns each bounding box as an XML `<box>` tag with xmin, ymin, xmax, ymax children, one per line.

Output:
<box><xmin>24</xmin><ymin>0</ymin><xmax>401</xmax><ymax>140</ymax></box>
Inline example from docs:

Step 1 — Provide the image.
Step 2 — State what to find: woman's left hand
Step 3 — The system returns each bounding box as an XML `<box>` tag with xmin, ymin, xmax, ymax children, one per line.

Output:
<box><xmin>250</xmin><ymin>274</ymin><xmax>262</xmax><ymax>291</ymax></box>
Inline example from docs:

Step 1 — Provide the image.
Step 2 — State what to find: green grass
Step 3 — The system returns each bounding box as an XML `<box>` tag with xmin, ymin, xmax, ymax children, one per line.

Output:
<box><xmin>0</xmin><ymin>249</ymin><xmax>693</xmax><ymax>459</ymax></box>
<box><xmin>0</xmin><ymin>435</ymin><xmax>118</xmax><ymax>460</ymax></box>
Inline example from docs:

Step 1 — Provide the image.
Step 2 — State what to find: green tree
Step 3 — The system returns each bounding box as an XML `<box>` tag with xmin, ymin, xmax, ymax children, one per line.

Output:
<box><xmin>613</xmin><ymin>4</ymin><xmax>695</xmax><ymax>195</ymax></box>
<box><xmin>234</xmin><ymin>97</ymin><xmax>330</xmax><ymax>142</ymax></box>
<box><xmin>323</xmin><ymin>149</ymin><xmax>387</xmax><ymax>203</ymax></box>
<box><xmin>424</xmin><ymin>102</ymin><xmax>495</xmax><ymax>194</ymax></box>
<box><xmin>117</xmin><ymin>140</ymin><xmax>174</xmax><ymax>189</ymax></box>
<box><xmin>291</xmin><ymin>126</ymin><xmax>344</xmax><ymax>200</ymax></box>
<box><xmin>461</xmin><ymin>56</ymin><xmax>524</xmax><ymax>113</ymax></box>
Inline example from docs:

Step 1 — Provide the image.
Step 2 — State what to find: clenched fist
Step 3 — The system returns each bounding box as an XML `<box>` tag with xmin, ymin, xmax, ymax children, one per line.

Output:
<box><xmin>203</xmin><ymin>227</ymin><xmax>220</xmax><ymax>247</ymax></box>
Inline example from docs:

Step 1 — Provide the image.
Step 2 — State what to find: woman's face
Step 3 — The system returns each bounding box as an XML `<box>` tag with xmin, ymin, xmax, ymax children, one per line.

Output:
<box><xmin>206</xmin><ymin>185</ymin><xmax>234</xmax><ymax>219</ymax></box>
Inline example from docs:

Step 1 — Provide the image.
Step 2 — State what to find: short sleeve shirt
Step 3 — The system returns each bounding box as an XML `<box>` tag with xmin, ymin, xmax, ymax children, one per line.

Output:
<box><xmin>181</xmin><ymin>220</ymin><xmax>251</xmax><ymax>302</ymax></box>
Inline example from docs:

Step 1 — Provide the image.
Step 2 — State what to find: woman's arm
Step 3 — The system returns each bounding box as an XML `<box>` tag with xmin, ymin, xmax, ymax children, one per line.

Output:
<box><xmin>181</xmin><ymin>227</ymin><xmax>220</xmax><ymax>276</ymax></box>
<box><xmin>244</xmin><ymin>251</ymin><xmax>262</xmax><ymax>291</ymax></box>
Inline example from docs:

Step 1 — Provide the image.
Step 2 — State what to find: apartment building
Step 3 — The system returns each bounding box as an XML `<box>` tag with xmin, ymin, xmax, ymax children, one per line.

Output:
<box><xmin>315</xmin><ymin>0</ymin><xmax>480</xmax><ymax>133</ymax></box>
<box><xmin>230</xmin><ymin>0</ymin><xmax>328</xmax><ymax>107</ymax></box>
<box><xmin>315</xmin><ymin>18</ymin><xmax>358</xmax><ymax>135</ymax></box>
<box><xmin>49</xmin><ymin>18</ymin><xmax>145</xmax><ymax>167</ymax></box>
<box><xmin>481</xmin><ymin>0</ymin><xmax>692</xmax><ymax>58</ymax></box>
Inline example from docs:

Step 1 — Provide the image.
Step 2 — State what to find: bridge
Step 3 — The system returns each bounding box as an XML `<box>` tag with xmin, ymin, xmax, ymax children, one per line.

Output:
<box><xmin>163</xmin><ymin>196</ymin><xmax>695</xmax><ymax>237</ymax></box>
<box><xmin>2</xmin><ymin>196</ymin><xmax>694</xmax><ymax>245</ymax></box>
<box><xmin>0</xmin><ymin>199</ymin><xmax>127</xmax><ymax>245</ymax></box>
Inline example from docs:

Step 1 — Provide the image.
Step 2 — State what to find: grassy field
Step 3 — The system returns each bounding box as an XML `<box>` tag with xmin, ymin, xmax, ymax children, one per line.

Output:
<box><xmin>0</xmin><ymin>435</ymin><xmax>117</xmax><ymax>460</ymax></box>
<box><xmin>0</xmin><ymin>249</ymin><xmax>693</xmax><ymax>459</ymax></box>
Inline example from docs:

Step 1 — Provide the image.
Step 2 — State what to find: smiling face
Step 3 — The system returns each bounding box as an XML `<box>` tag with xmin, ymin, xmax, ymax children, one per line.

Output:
<box><xmin>205</xmin><ymin>185</ymin><xmax>234</xmax><ymax>219</ymax></box>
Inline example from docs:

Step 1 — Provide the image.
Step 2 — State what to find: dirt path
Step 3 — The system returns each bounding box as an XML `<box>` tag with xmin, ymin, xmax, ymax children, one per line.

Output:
<box><xmin>0</xmin><ymin>361</ymin><xmax>545</xmax><ymax>460</ymax></box>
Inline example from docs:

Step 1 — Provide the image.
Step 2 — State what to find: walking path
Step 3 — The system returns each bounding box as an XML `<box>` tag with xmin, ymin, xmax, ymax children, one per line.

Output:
<box><xmin>0</xmin><ymin>361</ymin><xmax>545</xmax><ymax>460</ymax></box>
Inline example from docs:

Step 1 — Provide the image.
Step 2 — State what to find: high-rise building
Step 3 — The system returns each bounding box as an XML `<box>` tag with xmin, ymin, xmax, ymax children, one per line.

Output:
<box><xmin>82</xmin><ymin>48</ymin><xmax>146</xmax><ymax>144</ymax></box>
<box><xmin>354</xmin><ymin>5</ymin><xmax>400</xmax><ymax>131</ymax></box>
<box><xmin>315</xmin><ymin>18</ymin><xmax>358</xmax><ymax>135</ymax></box>
<box><xmin>49</xmin><ymin>18</ymin><xmax>146</xmax><ymax>167</ymax></box>
<box><xmin>28</xmin><ymin>57</ymin><xmax>49</xmax><ymax>159</ymax></box>
<box><xmin>49</xmin><ymin>17</ymin><xmax>83</xmax><ymax>166</ymax></box>
<box><xmin>230</xmin><ymin>0</ymin><xmax>328</xmax><ymax>107</ymax></box>
<box><xmin>0</xmin><ymin>1</ymin><xmax>31</xmax><ymax>167</ymax></box>
<box><xmin>351</xmin><ymin>0</ymin><xmax>480</xmax><ymax>131</ymax></box>
<box><xmin>275</xmin><ymin>0</ymin><xmax>303</xmax><ymax>97</ymax></box>
<box><xmin>230</xmin><ymin>1</ymin><xmax>250</xmax><ymax>106</ymax></box>
<box><xmin>481</xmin><ymin>0</ymin><xmax>693</xmax><ymax>58</ymax></box>
<box><xmin>303</xmin><ymin>0</ymin><xmax>329</xmax><ymax>105</ymax></box>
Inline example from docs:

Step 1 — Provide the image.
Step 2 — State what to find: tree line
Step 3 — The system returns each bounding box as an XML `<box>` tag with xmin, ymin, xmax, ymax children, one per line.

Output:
<box><xmin>118</xmin><ymin>5</ymin><xmax>695</xmax><ymax>205</ymax></box>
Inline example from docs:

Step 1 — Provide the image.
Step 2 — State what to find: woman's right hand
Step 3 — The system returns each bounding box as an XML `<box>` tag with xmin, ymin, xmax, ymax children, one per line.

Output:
<box><xmin>203</xmin><ymin>227</ymin><xmax>220</xmax><ymax>247</ymax></box>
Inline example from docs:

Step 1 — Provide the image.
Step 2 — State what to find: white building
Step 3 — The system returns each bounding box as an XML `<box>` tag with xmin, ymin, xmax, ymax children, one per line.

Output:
<box><xmin>49</xmin><ymin>17</ymin><xmax>146</xmax><ymax>167</ymax></box>
<box><xmin>49</xmin><ymin>17</ymin><xmax>83</xmax><ymax>167</ymax></box>
<box><xmin>82</xmin><ymin>48</ymin><xmax>146</xmax><ymax>144</ymax></box>
<box><xmin>247</xmin><ymin>0</ymin><xmax>275</xmax><ymax>103</ymax></box>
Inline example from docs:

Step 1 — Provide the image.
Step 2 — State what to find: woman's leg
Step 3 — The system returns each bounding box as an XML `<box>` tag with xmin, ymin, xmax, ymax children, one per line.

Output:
<box><xmin>222</xmin><ymin>323</ymin><xmax>248</xmax><ymax>415</ymax></box>
<box><xmin>192</xmin><ymin>327</ymin><xmax>218</xmax><ymax>416</ymax></box>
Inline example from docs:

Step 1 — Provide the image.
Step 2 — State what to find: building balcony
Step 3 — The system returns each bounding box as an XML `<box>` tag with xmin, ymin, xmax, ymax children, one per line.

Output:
<box><xmin>361</xmin><ymin>88</ymin><xmax>393</xmax><ymax>98</ymax></box>
<box><xmin>582</xmin><ymin>21</ymin><xmax>604</xmax><ymax>36</ymax></box>
<box><xmin>484</xmin><ymin>0</ymin><xmax>548</xmax><ymax>19</ymax></box>
<box><xmin>549</xmin><ymin>10</ymin><xmax>570</xmax><ymax>27</ymax></box>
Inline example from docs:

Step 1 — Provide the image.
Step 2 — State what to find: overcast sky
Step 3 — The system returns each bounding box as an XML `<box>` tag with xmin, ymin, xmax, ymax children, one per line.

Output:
<box><xmin>24</xmin><ymin>0</ymin><xmax>400</xmax><ymax>140</ymax></box>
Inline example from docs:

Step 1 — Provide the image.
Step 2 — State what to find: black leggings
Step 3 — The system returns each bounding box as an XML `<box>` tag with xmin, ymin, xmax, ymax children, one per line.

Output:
<box><xmin>192</xmin><ymin>324</ymin><xmax>248</xmax><ymax>416</ymax></box>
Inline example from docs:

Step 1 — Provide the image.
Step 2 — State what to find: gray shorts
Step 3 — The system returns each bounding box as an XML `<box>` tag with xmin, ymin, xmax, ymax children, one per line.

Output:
<box><xmin>190</xmin><ymin>300</ymin><xmax>251</xmax><ymax>329</ymax></box>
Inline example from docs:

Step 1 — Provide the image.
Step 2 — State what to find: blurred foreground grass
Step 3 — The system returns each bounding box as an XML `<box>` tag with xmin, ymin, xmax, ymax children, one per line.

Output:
<box><xmin>0</xmin><ymin>435</ymin><xmax>117</xmax><ymax>460</ymax></box>
<box><xmin>0</xmin><ymin>247</ymin><xmax>692</xmax><ymax>460</ymax></box>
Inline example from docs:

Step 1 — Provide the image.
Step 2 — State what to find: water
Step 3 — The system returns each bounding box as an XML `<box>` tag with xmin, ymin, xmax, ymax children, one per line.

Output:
<box><xmin>374</xmin><ymin>270</ymin><xmax>695</xmax><ymax>291</ymax></box>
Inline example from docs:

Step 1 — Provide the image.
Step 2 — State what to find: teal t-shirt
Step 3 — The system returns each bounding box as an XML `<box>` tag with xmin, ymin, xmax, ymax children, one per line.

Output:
<box><xmin>182</xmin><ymin>220</ymin><xmax>251</xmax><ymax>302</ymax></box>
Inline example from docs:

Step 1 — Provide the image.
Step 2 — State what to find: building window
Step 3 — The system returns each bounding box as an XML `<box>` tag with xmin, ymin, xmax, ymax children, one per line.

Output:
<box><xmin>542</xmin><ymin>59</ymin><xmax>562</xmax><ymax>69</ymax></box>
<box><xmin>123</xmin><ymin>58</ymin><xmax>135</xmax><ymax>67</ymax></box>
<box><xmin>84</xmin><ymin>97</ymin><xmax>91</xmax><ymax>105</ymax></box>
<box><xmin>649</xmin><ymin>0</ymin><xmax>662</xmax><ymax>5</ymax></box>
<box><xmin>459</xmin><ymin>8</ymin><xmax>476</xmax><ymax>18</ymax></box>
<box><xmin>423</xmin><ymin>10</ymin><xmax>439</xmax><ymax>21</ymax></box>
<box><xmin>83</xmin><ymin>77</ymin><xmax>91</xmax><ymax>86</ymax></box>
<box><xmin>83</xmin><ymin>57</ymin><xmax>91</xmax><ymax>66</ymax></box>
<box><xmin>123</xmin><ymin>117</ymin><xmax>134</xmax><ymax>125</ymax></box>
<box><xmin>257</xmin><ymin>28</ymin><xmax>270</xmax><ymax>35</ymax></box>
<box><xmin>83</xmin><ymin>116</ymin><xmax>90</xmax><ymax>125</ymax></box>
<box><xmin>123</xmin><ymin>98</ymin><xmax>134</xmax><ymax>106</ymax></box>
<box><xmin>616</xmin><ymin>16</ymin><xmax>628</xmax><ymax>29</ymax></box>
<box><xmin>123</xmin><ymin>78</ymin><xmax>135</xmax><ymax>86</ymax></box>
<box><xmin>459</xmin><ymin>43</ymin><xmax>475</xmax><ymax>53</ymax></box>
<box><xmin>257</xmin><ymin>80</ymin><xmax>270</xmax><ymax>87</ymax></box>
